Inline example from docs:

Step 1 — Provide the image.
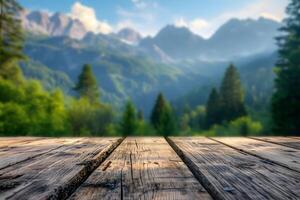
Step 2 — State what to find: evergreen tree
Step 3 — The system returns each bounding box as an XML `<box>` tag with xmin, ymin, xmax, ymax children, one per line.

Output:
<box><xmin>272</xmin><ymin>0</ymin><xmax>300</xmax><ymax>135</ymax></box>
<box><xmin>151</xmin><ymin>93</ymin><xmax>166</xmax><ymax>130</ymax></box>
<box><xmin>0</xmin><ymin>0</ymin><xmax>25</xmax><ymax>83</ymax></box>
<box><xmin>206</xmin><ymin>88</ymin><xmax>221</xmax><ymax>127</ymax></box>
<box><xmin>121</xmin><ymin>100</ymin><xmax>137</xmax><ymax>136</ymax></box>
<box><xmin>150</xmin><ymin>93</ymin><xmax>176</xmax><ymax>136</ymax></box>
<box><xmin>137</xmin><ymin>109</ymin><xmax>144</xmax><ymax>121</ymax></box>
<box><xmin>219</xmin><ymin>64</ymin><xmax>247</xmax><ymax>122</ymax></box>
<box><xmin>74</xmin><ymin>64</ymin><xmax>99</xmax><ymax>103</ymax></box>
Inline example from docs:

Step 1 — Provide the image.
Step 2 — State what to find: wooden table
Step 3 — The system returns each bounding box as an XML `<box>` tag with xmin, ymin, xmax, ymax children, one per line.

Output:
<box><xmin>0</xmin><ymin>137</ymin><xmax>299</xmax><ymax>200</ymax></box>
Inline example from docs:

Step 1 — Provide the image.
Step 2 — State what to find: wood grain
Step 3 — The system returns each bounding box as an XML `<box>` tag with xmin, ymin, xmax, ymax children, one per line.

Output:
<box><xmin>0</xmin><ymin>138</ymin><xmax>80</xmax><ymax>170</ymax></box>
<box><xmin>291</xmin><ymin>137</ymin><xmax>300</xmax><ymax>141</ymax></box>
<box><xmin>250</xmin><ymin>137</ymin><xmax>300</xmax><ymax>150</ymax></box>
<box><xmin>70</xmin><ymin>137</ymin><xmax>212</xmax><ymax>200</ymax></box>
<box><xmin>0</xmin><ymin>137</ymin><xmax>122</xmax><ymax>200</ymax></box>
<box><xmin>212</xmin><ymin>137</ymin><xmax>300</xmax><ymax>173</ymax></box>
<box><xmin>168</xmin><ymin>137</ymin><xmax>300</xmax><ymax>200</ymax></box>
<box><xmin>0</xmin><ymin>137</ymin><xmax>44</xmax><ymax>148</ymax></box>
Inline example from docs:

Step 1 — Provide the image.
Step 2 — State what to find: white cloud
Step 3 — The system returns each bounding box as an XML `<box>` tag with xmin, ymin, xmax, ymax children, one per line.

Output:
<box><xmin>131</xmin><ymin>0</ymin><xmax>147</xmax><ymax>9</ymax></box>
<box><xmin>71</xmin><ymin>2</ymin><xmax>112</xmax><ymax>34</ymax></box>
<box><xmin>174</xmin><ymin>0</ymin><xmax>288</xmax><ymax>38</ymax></box>
<box><xmin>175</xmin><ymin>18</ymin><xmax>209</xmax><ymax>36</ymax></box>
<box><xmin>116</xmin><ymin>1</ymin><xmax>162</xmax><ymax>36</ymax></box>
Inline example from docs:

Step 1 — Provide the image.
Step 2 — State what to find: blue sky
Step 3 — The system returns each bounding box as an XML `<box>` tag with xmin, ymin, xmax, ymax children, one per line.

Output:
<box><xmin>19</xmin><ymin>0</ymin><xmax>288</xmax><ymax>38</ymax></box>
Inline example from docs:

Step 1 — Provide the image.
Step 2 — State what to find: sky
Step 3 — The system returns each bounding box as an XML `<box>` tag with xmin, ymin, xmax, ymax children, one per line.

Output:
<box><xmin>19</xmin><ymin>0</ymin><xmax>289</xmax><ymax>38</ymax></box>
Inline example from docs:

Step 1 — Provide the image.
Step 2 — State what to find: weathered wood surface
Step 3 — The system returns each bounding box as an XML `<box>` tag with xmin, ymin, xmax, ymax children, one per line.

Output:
<box><xmin>70</xmin><ymin>137</ymin><xmax>212</xmax><ymax>200</ymax></box>
<box><xmin>212</xmin><ymin>137</ymin><xmax>300</xmax><ymax>173</ymax></box>
<box><xmin>0</xmin><ymin>137</ymin><xmax>122</xmax><ymax>200</ymax></box>
<box><xmin>0</xmin><ymin>137</ymin><xmax>45</xmax><ymax>148</ymax></box>
<box><xmin>0</xmin><ymin>137</ymin><xmax>299</xmax><ymax>200</ymax></box>
<box><xmin>0</xmin><ymin>138</ymin><xmax>80</xmax><ymax>170</ymax></box>
<box><xmin>168</xmin><ymin>137</ymin><xmax>300</xmax><ymax>200</ymax></box>
<box><xmin>250</xmin><ymin>137</ymin><xmax>300</xmax><ymax>150</ymax></box>
<box><xmin>291</xmin><ymin>137</ymin><xmax>300</xmax><ymax>140</ymax></box>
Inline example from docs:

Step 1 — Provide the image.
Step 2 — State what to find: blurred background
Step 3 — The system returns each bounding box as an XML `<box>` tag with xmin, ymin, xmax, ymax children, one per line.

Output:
<box><xmin>0</xmin><ymin>0</ymin><xmax>299</xmax><ymax>137</ymax></box>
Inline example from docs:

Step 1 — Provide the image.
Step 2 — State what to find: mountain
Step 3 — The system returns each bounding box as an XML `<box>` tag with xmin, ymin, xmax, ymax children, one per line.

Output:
<box><xmin>140</xmin><ymin>18</ymin><xmax>281</xmax><ymax>61</ymax></box>
<box><xmin>21</xmin><ymin>10</ymin><xmax>281</xmax><ymax>62</ymax></box>
<box><xmin>20</xmin><ymin>60</ymin><xmax>74</xmax><ymax>93</ymax></box>
<box><xmin>20</xmin><ymin>10</ymin><xmax>88</xmax><ymax>39</ymax></box>
<box><xmin>140</xmin><ymin>25</ymin><xmax>206</xmax><ymax>61</ymax></box>
<box><xmin>23</xmin><ymin>35</ymin><xmax>210</xmax><ymax>114</ymax></box>
<box><xmin>116</xmin><ymin>28</ymin><xmax>142</xmax><ymax>45</ymax></box>
<box><xmin>208</xmin><ymin>18</ymin><xmax>280</xmax><ymax>58</ymax></box>
<box><xmin>20</xmin><ymin>10</ymin><xmax>280</xmax><ymax>114</ymax></box>
<box><xmin>21</xmin><ymin>10</ymin><xmax>144</xmax><ymax>44</ymax></box>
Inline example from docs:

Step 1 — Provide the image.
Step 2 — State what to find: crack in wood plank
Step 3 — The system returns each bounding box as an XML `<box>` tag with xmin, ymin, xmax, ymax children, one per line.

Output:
<box><xmin>69</xmin><ymin>137</ymin><xmax>212</xmax><ymax>200</ymax></box>
<box><xmin>249</xmin><ymin>137</ymin><xmax>300</xmax><ymax>150</ymax></box>
<box><xmin>210</xmin><ymin>137</ymin><xmax>300</xmax><ymax>173</ymax></box>
<box><xmin>0</xmin><ymin>138</ymin><xmax>124</xmax><ymax>200</ymax></box>
<box><xmin>168</xmin><ymin>137</ymin><xmax>300</xmax><ymax>200</ymax></box>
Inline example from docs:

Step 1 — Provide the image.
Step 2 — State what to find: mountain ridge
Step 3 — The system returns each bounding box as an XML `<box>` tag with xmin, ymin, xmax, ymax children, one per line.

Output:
<box><xmin>140</xmin><ymin>18</ymin><xmax>281</xmax><ymax>61</ymax></box>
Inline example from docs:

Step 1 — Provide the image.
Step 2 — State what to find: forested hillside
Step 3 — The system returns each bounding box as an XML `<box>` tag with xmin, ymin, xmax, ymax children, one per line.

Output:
<box><xmin>1</xmin><ymin>0</ymin><xmax>299</xmax><ymax>136</ymax></box>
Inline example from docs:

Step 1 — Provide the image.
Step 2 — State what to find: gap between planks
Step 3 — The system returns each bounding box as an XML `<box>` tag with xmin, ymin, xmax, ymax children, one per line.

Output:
<box><xmin>210</xmin><ymin>137</ymin><xmax>300</xmax><ymax>173</ymax></box>
<box><xmin>248</xmin><ymin>136</ymin><xmax>300</xmax><ymax>150</ymax></box>
<box><xmin>165</xmin><ymin>137</ymin><xmax>225</xmax><ymax>200</ymax></box>
<box><xmin>167</xmin><ymin>137</ymin><xmax>300</xmax><ymax>200</ymax></box>
<box><xmin>69</xmin><ymin>137</ymin><xmax>212</xmax><ymax>200</ymax></box>
<box><xmin>0</xmin><ymin>137</ymin><xmax>124</xmax><ymax>200</ymax></box>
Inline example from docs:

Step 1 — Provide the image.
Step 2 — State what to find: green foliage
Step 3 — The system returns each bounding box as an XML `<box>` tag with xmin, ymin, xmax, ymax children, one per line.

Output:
<box><xmin>206</xmin><ymin>117</ymin><xmax>263</xmax><ymax>136</ymax></box>
<box><xmin>219</xmin><ymin>64</ymin><xmax>247</xmax><ymax>122</ymax></box>
<box><xmin>203</xmin><ymin>65</ymin><xmax>248</xmax><ymax>130</ymax></box>
<box><xmin>272</xmin><ymin>0</ymin><xmax>300</xmax><ymax>135</ymax></box>
<box><xmin>137</xmin><ymin>110</ymin><xmax>144</xmax><ymax>121</ymax></box>
<box><xmin>68</xmin><ymin>98</ymin><xmax>114</xmax><ymax>136</ymax></box>
<box><xmin>151</xmin><ymin>93</ymin><xmax>176</xmax><ymax>136</ymax></box>
<box><xmin>0</xmin><ymin>78</ymin><xmax>70</xmax><ymax>136</ymax></box>
<box><xmin>120</xmin><ymin>100</ymin><xmax>138</xmax><ymax>136</ymax></box>
<box><xmin>179</xmin><ymin>105</ymin><xmax>206</xmax><ymax>133</ymax></box>
<box><xmin>0</xmin><ymin>102</ymin><xmax>29</xmax><ymax>135</ymax></box>
<box><xmin>75</xmin><ymin>64</ymin><xmax>100</xmax><ymax>103</ymax></box>
<box><xmin>0</xmin><ymin>0</ymin><xmax>25</xmax><ymax>83</ymax></box>
<box><xmin>205</xmin><ymin>88</ymin><xmax>221</xmax><ymax>127</ymax></box>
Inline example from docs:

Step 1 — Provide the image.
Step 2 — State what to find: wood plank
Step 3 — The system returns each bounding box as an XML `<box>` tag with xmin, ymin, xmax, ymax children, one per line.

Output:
<box><xmin>0</xmin><ymin>137</ymin><xmax>122</xmax><ymax>200</ymax></box>
<box><xmin>70</xmin><ymin>137</ymin><xmax>212</xmax><ymax>200</ymax></box>
<box><xmin>0</xmin><ymin>137</ymin><xmax>44</xmax><ymax>148</ymax></box>
<box><xmin>168</xmin><ymin>137</ymin><xmax>300</xmax><ymax>200</ymax></box>
<box><xmin>291</xmin><ymin>137</ymin><xmax>300</xmax><ymax>141</ymax></box>
<box><xmin>212</xmin><ymin>137</ymin><xmax>300</xmax><ymax>173</ymax></box>
<box><xmin>0</xmin><ymin>138</ymin><xmax>80</xmax><ymax>170</ymax></box>
<box><xmin>250</xmin><ymin>137</ymin><xmax>300</xmax><ymax>150</ymax></box>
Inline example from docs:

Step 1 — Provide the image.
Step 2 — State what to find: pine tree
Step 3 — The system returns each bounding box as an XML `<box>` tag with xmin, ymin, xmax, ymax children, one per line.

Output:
<box><xmin>219</xmin><ymin>64</ymin><xmax>247</xmax><ymax>122</ymax></box>
<box><xmin>150</xmin><ymin>93</ymin><xmax>176</xmax><ymax>136</ymax></box>
<box><xmin>0</xmin><ymin>0</ymin><xmax>25</xmax><ymax>83</ymax></box>
<box><xmin>272</xmin><ymin>0</ymin><xmax>300</xmax><ymax>135</ymax></box>
<box><xmin>121</xmin><ymin>100</ymin><xmax>137</xmax><ymax>136</ymax></box>
<box><xmin>74</xmin><ymin>64</ymin><xmax>99</xmax><ymax>103</ymax></box>
<box><xmin>151</xmin><ymin>93</ymin><xmax>166</xmax><ymax>130</ymax></box>
<box><xmin>205</xmin><ymin>88</ymin><xmax>221</xmax><ymax>127</ymax></box>
<box><xmin>137</xmin><ymin>109</ymin><xmax>144</xmax><ymax>121</ymax></box>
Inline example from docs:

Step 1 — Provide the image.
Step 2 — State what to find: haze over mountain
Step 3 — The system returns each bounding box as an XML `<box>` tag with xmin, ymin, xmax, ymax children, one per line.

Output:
<box><xmin>21</xmin><ymin>10</ymin><xmax>281</xmax><ymax>60</ymax></box>
<box><xmin>140</xmin><ymin>18</ymin><xmax>281</xmax><ymax>61</ymax></box>
<box><xmin>116</xmin><ymin>28</ymin><xmax>142</xmax><ymax>45</ymax></box>
<box><xmin>20</xmin><ymin>9</ymin><xmax>281</xmax><ymax>114</ymax></box>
